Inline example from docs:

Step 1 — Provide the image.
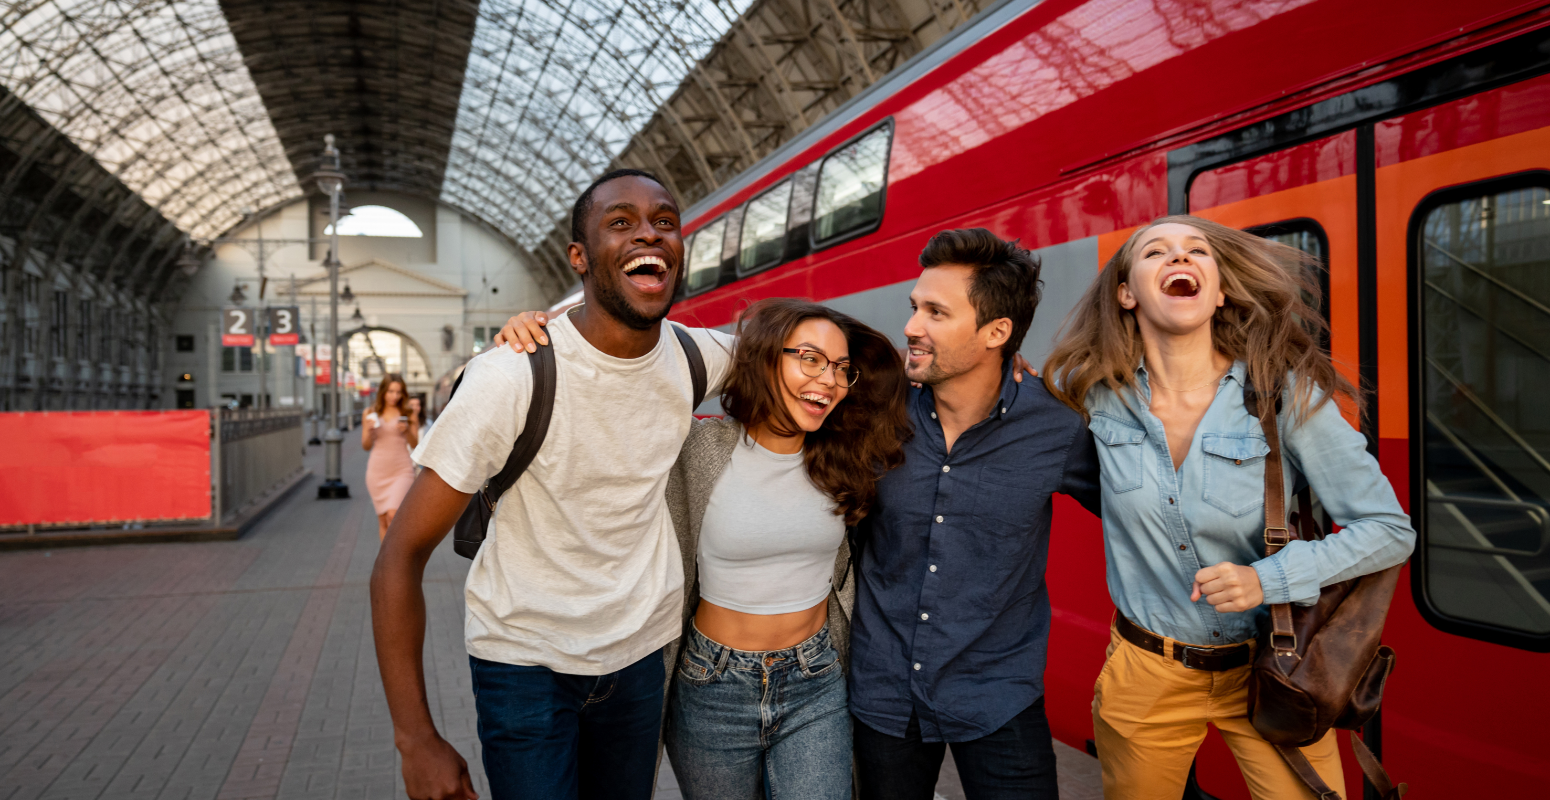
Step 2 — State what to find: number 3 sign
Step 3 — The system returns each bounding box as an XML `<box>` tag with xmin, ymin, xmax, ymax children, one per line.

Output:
<box><xmin>222</xmin><ymin>307</ymin><xmax>254</xmax><ymax>347</ymax></box>
<box><xmin>269</xmin><ymin>306</ymin><xmax>300</xmax><ymax>346</ymax></box>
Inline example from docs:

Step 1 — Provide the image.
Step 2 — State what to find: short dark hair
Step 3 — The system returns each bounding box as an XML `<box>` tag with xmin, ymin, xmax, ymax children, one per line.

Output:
<box><xmin>918</xmin><ymin>228</ymin><xmax>1042</xmax><ymax>362</ymax></box>
<box><xmin>570</xmin><ymin>168</ymin><xmax>669</xmax><ymax>246</ymax></box>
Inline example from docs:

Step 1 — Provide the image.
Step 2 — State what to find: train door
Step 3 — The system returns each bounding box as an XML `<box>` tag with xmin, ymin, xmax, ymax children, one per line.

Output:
<box><xmin>1184</xmin><ymin>131</ymin><xmax>1370</xmax><ymax>800</ymax></box>
<box><xmin>1178</xmin><ymin>53</ymin><xmax>1550</xmax><ymax>799</ymax></box>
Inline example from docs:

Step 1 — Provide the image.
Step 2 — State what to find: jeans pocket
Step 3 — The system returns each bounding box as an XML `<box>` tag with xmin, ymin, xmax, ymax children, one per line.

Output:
<box><xmin>676</xmin><ymin>645</ymin><xmax>723</xmax><ymax>686</ymax></box>
<box><xmin>800</xmin><ymin>641</ymin><xmax>842</xmax><ymax>679</ymax></box>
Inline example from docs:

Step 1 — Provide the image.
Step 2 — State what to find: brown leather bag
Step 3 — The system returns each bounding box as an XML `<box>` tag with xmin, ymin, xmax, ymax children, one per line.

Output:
<box><xmin>1247</xmin><ymin>387</ymin><xmax>1407</xmax><ymax>800</ymax></box>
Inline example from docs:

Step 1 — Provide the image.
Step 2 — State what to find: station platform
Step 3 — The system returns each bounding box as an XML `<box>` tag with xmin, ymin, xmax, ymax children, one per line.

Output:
<box><xmin>0</xmin><ymin>442</ymin><xmax>1103</xmax><ymax>800</ymax></box>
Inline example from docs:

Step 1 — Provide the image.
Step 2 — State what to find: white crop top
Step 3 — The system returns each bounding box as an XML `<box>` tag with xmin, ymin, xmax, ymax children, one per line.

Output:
<box><xmin>697</xmin><ymin>432</ymin><xmax>845</xmax><ymax>614</ymax></box>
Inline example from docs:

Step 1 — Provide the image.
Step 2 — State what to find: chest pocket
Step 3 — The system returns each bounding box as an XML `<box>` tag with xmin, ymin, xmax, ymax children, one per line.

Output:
<box><xmin>1090</xmin><ymin>414</ymin><xmax>1146</xmax><ymax>494</ymax></box>
<box><xmin>1201</xmin><ymin>433</ymin><xmax>1272</xmax><ymax>517</ymax></box>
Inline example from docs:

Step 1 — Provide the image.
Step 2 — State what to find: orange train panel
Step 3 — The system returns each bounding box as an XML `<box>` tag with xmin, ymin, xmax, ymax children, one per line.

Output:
<box><xmin>0</xmin><ymin>410</ymin><xmax>211</xmax><ymax>527</ymax></box>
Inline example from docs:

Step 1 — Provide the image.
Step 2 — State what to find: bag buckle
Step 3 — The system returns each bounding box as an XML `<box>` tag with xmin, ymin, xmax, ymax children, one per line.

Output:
<box><xmin>1271</xmin><ymin>630</ymin><xmax>1298</xmax><ymax>657</ymax></box>
<box><xmin>1264</xmin><ymin>526</ymin><xmax>1292</xmax><ymax>546</ymax></box>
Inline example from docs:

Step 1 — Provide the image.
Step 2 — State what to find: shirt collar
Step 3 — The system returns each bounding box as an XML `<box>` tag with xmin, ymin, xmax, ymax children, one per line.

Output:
<box><xmin>917</xmin><ymin>359</ymin><xmax>1021</xmax><ymax>420</ymax></box>
<box><xmin>1132</xmin><ymin>359</ymin><xmax>1246</xmax><ymax>401</ymax></box>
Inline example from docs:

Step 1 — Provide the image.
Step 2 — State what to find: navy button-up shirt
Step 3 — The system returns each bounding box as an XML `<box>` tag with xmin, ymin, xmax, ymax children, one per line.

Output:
<box><xmin>849</xmin><ymin>365</ymin><xmax>1101</xmax><ymax>742</ymax></box>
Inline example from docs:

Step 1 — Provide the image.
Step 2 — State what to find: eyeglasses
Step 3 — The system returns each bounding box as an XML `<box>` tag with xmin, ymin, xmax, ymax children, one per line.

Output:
<box><xmin>781</xmin><ymin>347</ymin><xmax>861</xmax><ymax>388</ymax></box>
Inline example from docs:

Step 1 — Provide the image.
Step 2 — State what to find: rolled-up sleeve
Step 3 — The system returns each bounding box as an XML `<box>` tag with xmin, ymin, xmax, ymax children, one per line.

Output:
<box><xmin>1252</xmin><ymin>394</ymin><xmax>1415</xmax><ymax>606</ymax></box>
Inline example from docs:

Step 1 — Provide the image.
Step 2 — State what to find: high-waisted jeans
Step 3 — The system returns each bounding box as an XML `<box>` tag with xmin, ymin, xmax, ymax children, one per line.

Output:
<box><xmin>665</xmin><ymin>620</ymin><xmax>852</xmax><ymax>800</ymax></box>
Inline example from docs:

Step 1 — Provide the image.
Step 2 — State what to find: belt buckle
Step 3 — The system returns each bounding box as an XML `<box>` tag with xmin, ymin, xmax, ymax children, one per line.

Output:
<box><xmin>1178</xmin><ymin>645</ymin><xmax>1215</xmax><ymax>670</ymax></box>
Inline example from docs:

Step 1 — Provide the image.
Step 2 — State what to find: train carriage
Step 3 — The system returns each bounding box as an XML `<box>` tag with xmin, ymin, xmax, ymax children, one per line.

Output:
<box><xmin>663</xmin><ymin>0</ymin><xmax>1550</xmax><ymax>795</ymax></box>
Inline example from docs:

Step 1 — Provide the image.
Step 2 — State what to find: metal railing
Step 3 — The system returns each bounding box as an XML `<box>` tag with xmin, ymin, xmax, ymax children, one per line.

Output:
<box><xmin>213</xmin><ymin>408</ymin><xmax>305</xmax><ymax>524</ymax></box>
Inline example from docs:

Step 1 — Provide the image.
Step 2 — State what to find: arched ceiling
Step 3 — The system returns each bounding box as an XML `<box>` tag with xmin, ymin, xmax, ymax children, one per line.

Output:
<box><xmin>0</xmin><ymin>0</ymin><xmax>985</xmax><ymax>301</ymax></box>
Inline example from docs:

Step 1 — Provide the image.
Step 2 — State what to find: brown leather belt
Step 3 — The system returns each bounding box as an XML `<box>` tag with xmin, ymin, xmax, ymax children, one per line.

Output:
<box><xmin>1116</xmin><ymin>614</ymin><xmax>1252</xmax><ymax>672</ymax></box>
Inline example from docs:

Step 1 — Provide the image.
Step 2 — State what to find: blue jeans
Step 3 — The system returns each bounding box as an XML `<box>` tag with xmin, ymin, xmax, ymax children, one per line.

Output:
<box><xmin>853</xmin><ymin>697</ymin><xmax>1058</xmax><ymax>800</ymax></box>
<box><xmin>665</xmin><ymin>620</ymin><xmax>852</xmax><ymax>800</ymax></box>
<box><xmin>468</xmin><ymin>649</ymin><xmax>665</xmax><ymax>800</ymax></box>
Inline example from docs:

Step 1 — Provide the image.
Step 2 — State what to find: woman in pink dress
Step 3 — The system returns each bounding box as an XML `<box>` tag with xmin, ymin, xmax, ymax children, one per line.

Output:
<box><xmin>362</xmin><ymin>374</ymin><xmax>419</xmax><ymax>539</ymax></box>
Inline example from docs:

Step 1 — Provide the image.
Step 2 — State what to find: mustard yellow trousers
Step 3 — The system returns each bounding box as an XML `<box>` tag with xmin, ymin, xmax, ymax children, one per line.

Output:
<box><xmin>1092</xmin><ymin>622</ymin><xmax>1344</xmax><ymax>800</ymax></box>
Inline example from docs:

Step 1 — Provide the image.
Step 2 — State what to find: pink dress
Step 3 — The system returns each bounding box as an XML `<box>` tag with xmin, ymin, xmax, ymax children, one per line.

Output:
<box><xmin>365</xmin><ymin>411</ymin><xmax>416</xmax><ymax>515</ymax></box>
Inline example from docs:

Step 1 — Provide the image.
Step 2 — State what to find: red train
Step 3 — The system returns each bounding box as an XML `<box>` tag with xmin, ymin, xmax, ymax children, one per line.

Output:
<box><xmin>665</xmin><ymin>0</ymin><xmax>1550</xmax><ymax>795</ymax></box>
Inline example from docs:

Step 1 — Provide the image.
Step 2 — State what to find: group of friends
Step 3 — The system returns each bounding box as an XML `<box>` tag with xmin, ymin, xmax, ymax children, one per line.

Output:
<box><xmin>367</xmin><ymin>168</ymin><xmax>1415</xmax><ymax>800</ymax></box>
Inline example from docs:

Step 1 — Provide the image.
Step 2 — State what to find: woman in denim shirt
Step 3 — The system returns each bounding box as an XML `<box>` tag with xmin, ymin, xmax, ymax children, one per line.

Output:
<box><xmin>1044</xmin><ymin>216</ymin><xmax>1414</xmax><ymax>800</ymax></box>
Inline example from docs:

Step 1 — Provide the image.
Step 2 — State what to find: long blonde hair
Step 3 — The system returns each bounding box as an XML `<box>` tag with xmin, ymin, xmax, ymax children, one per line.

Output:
<box><xmin>1043</xmin><ymin>215</ymin><xmax>1359</xmax><ymax>425</ymax></box>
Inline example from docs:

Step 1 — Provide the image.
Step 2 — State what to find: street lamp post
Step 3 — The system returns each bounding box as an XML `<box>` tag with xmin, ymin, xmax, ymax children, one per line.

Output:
<box><xmin>314</xmin><ymin>134</ymin><xmax>349</xmax><ymax>499</ymax></box>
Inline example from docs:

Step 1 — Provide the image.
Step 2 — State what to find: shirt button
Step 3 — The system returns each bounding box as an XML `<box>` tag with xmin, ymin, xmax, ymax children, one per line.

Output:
<box><xmin>1235</xmin><ymin>459</ymin><xmax>1243</xmax><ymax>465</ymax></box>
<box><xmin>930</xmin><ymin>412</ymin><xmax>937</xmax><ymax>419</ymax></box>
<box><xmin>913</xmin><ymin>663</ymin><xmax>922</xmax><ymax>671</ymax></box>
<box><xmin>935</xmin><ymin>515</ymin><xmax>943</xmax><ymax>523</ymax></box>
<box><xmin>1179</xmin><ymin>544</ymin><xmax>1187</xmax><ymax>551</ymax></box>
<box><xmin>1168</xmin><ymin>497</ymin><xmax>1175</xmax><ymax>504</ymax></box>
<box><xmin>1212</xmin><ymin>631</ymin><xmax>1221</xmax><ymax>637</ymax></box>
<box><xmin>921</xmin><ymin>613</ymin><xmax>929</xmax><ymax>621</ymax></box>
<box><xmin>942</xmin><ymin>465</ymin><xmax>950</xmax><ymax>473</ymax></box>
<box><xmin>929</xmin><ymin>565</ymin><xmax>937</xmax><ymax>572</ymax></box>
<box><xmin>1001</xmin><ymin>407</ymin><xmax>1007</xmax><ymax>414</ymax></box>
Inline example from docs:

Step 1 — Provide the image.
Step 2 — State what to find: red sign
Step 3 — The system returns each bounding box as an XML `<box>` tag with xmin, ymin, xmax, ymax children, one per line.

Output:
<box><xmin>316</xmin><ymin>358</ymin><xmax>331</xmax><ymax>384</ymax></box>
<box><xmin>0</xmin><ymin>410</ymin><xmax>211</xmax><ymax>526</ymax></box>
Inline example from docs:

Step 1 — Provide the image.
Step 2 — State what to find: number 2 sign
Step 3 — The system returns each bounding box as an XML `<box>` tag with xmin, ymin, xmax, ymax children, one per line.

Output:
<box><xmin>222</xmin><ymin>307</ymin><xmax>254</xmax><ymax>347</ymax></box>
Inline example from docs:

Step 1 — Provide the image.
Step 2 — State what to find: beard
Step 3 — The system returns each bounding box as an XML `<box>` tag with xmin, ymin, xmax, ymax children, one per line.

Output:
<box><xmin>586</xmin><ymin>253</ymin><xmax>678</xmax><ymax>331</ymax></box>
<box><xmin>906</xmin><ymin>338</ymin><xmax>968</xmax><ymax>386</ymax></box>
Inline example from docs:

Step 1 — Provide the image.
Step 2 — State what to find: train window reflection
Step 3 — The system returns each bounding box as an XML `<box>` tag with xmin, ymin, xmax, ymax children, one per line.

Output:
<box><xmin>1419</xmin><ymin>181</ymin><xmax>1550</xmax><ymax>637</ymax></box>
<box><xmin>813</xmin><ymin>124</ymin><xmax>891</xmax><ymax>245</ymax></box>
<box><xmin>687</xmin><ymin>218</ymin><xmax>726</xmax><ymax>294</ymax></box>
<box><xmin>739</xmin><ymin>181</ymin><xmax>791</xmax><ymax>273</ymax></box>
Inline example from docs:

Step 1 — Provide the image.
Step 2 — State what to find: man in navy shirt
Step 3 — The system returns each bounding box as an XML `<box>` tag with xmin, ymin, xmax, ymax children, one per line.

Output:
<box><xmin>850</xmin><ymin>229</ymin><xmax>1101</xmax><ymax>799</ymax></box>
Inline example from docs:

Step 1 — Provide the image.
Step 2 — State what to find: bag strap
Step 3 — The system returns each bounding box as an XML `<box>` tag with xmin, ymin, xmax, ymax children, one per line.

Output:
<box><xmin>1249</xmin><ymin>384</ymin><xmax>1300</xmax><ymax>667</ymax></box>
<box><xmin>445</xmin><ymin>345</ymin><xmax>557</xmax><ymax>506</ymax></box>
<box><xmin>1274</xmin><ymin>736</ymin><xmax>1408</xmax><ymax>800</ymax></box>
<box><xmin>671</xmin><ymin>324</ymin><xmax>709</xmax><ymax>410</ymax></box>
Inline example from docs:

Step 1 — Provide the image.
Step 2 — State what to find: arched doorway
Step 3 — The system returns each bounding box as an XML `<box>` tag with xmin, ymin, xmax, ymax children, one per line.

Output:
<box><xmin>337</xmin><ymin>325</ymin><xmax>435</xmax><ymax>411</ymax></box>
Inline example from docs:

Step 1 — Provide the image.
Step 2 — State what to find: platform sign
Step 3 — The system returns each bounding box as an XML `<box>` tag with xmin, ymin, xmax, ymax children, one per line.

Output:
<box><xmin>221</xmin><ymin>307</ymin><xmax>255</xmax><ymax>347</ymax></box>
<box><xmin>315</xmin><ymin>343</ymin><xmax>331</xmax><ymax>384</ymax></box>
<box><xmin>268</xmin><ymin>306</ymin><xmax>300</xmax><ymax>346</ymax></box>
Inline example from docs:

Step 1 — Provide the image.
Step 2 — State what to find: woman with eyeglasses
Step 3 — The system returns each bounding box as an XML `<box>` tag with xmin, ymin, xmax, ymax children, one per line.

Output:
<box><xmin>660</xmin><ymin>297</ymin><xmax>910</xmax><ymax>799</ymax></box>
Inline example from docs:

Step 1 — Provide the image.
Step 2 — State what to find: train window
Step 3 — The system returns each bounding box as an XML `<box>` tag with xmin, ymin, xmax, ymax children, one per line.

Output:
<box><xmin>739</xmin><ymin>181</ymin><xmax>791</xmax><ymax>274</ymax></box>
<box><xmin>1245</xmin><ymin>219</ymin><xmax>1331</xmax><ymax>345</ymax></box>
<box><xmin>812</xmin><ymin>122</ymin><xmax>892</xmax><ymax>246</ymax></box>
<box><xmin>686</xmin><ymin>217</ymin><xmax>727</xmax><ymax>294</ymax></box>
<box><xmin>1416</xmin><ymin>177</ymin><xmax>1550</xmax><ymax>641</ymax></box>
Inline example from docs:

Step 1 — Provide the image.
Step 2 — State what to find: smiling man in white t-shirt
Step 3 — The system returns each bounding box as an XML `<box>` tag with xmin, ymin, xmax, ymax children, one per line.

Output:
<box><xmin>370</xmin><ymin>169</ymin><xmax>733</xmax><ymax>800</ymax></box>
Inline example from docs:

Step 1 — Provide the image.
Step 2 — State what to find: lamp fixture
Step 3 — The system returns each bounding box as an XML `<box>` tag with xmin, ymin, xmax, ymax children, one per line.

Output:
<box><xmin>229</xmin><ymin>282</ymin><xmax>247</xmax><ymax>305</ymax></box>
<box><xmin>340</xmin><ymin>281</ymin><xmax>354</xmax><ymax>304</ymax></box>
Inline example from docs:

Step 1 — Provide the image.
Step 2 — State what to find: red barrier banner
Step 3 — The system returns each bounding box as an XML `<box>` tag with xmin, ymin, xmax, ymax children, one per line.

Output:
<box><xmin>0</xmin><ymin>410</ymin><xmax>211</xmax><ymax>527</ymax></box>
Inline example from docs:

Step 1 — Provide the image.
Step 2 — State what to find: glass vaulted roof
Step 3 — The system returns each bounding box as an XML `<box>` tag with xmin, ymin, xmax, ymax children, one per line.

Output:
<box><xmin>0</xmin><ymin>0</ymin><xmax>750</xmax><ymax>250</ymax></box>
<box><xmin>445</xmin><ymin>0</ymin><xmax>754</xmax><ymax>249</ymax></box>
<box><xmin>0</xmin><ymin>0</ymin><xmax>300</xmax><ymax>242</ymax></box>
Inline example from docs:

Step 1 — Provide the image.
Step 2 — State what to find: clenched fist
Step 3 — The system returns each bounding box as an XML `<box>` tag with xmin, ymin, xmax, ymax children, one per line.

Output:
<box><xmin>1190</xmin><ymin>562</ymin><xmax>1263</xmax><ymax>613</ymax></box>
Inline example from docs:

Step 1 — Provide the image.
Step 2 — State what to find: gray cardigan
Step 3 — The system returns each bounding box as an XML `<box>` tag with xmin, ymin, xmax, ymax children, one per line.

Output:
<box><xmin>658</xmin><ymin>415</ymin><xmax>857</xmax><ymax>685</ymax></box>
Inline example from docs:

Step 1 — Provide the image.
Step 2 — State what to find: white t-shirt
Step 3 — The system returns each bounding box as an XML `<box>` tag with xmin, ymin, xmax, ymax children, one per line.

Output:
<box><xmin>412</xmin><ymin>310</ymin><xmax>734</xmax><ymax>674</ymax></box>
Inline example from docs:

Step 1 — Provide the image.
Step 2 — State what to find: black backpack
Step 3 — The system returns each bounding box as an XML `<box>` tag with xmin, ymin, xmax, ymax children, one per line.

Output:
<box><xmin>447</xmin><ymin>324</ymin><xmax>709</xmax><ymax>559</ymax></box>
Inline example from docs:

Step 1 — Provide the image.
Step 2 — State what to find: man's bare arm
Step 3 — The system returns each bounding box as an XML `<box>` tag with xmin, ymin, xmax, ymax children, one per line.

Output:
<box><xmin>370</xmin><ymin>468</ymin><xmax>479</xmax><ymax>800</ymax></box>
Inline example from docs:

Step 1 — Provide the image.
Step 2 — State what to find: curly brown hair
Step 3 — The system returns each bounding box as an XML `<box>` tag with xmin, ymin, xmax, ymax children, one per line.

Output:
<box><xmin>721</xmin><ymin>298</ymin><xmax>911</xmax><ymax>526</ymax></box>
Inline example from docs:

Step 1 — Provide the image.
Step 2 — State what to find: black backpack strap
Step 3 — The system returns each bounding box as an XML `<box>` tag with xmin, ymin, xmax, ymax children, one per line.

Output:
<box><xmin>671</xmin><ymin>324</ymin><xmax>708</xmax><ymax>410</ymax></box>
<box><xmin>486</xmin><ymin>344</ymin><xmax>557</xmax><ymax>500</ymax></box>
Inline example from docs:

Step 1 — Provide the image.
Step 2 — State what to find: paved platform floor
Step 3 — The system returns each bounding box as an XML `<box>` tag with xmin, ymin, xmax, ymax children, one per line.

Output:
<box><xmin>0</xmin><ymin>441</ymin><xmax>1102</xmax><ymax>800</ymax></box>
